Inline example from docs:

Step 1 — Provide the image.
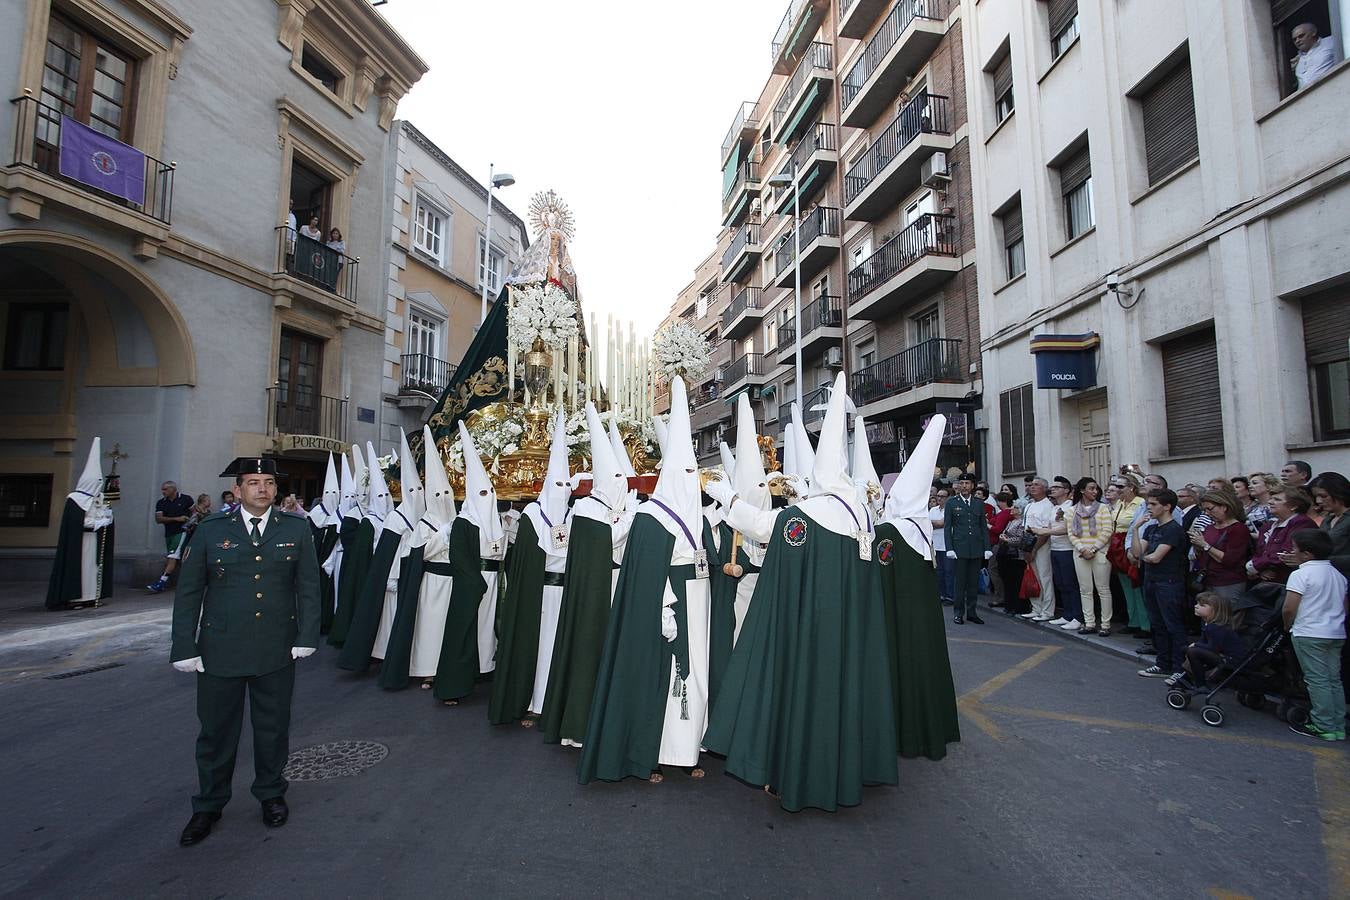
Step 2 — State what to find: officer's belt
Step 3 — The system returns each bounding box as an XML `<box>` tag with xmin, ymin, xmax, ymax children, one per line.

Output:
<box><xmin>543</xmin><ymin>571</ymin><xmax>565</xmax><ymax>587</ymax></box>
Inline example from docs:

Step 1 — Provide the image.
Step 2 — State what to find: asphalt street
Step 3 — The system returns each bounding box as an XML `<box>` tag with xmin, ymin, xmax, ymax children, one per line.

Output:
<box><xmin>1</xmin><ymin>594</ymin><xmax>1344</xmax><ymax>899</ymax></box>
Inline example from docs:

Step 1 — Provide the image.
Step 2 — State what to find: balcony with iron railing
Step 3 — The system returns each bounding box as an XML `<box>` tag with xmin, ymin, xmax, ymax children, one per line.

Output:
<box><xmin>400</xmin><ymin>353</ymin><xmax>457</xmax><ymax>402</ymax></box>
<box><xmin>690</xmin><ymin>381</ymin><xmax>732</xmax><ymax>430</ymax></box>
<box><xmin>721</xmin><ymin>100</ymin><xmax>760</xmax><ymax>164</ymax></box>
<box><xmin>847</xmin><ymin>212</ymin><xmax>959</xmax><ymax>319</ymax></box>
<box><xmin>723</xmin><ymin>352</ymin><xmax>766</xmax><ymax>391</ymax></box>
<box><xmin>772</xmin><ymin>124</ymin><xmax>837</xmax><ymax>216</ymax></box>
<box><xmin>721</xmin><ymin>285</ymin><xmax>765</xmax><ymax>339</ymax></box>
<box><xmin>800</xmin><ymin>385</ymin><xmax>831</xmax><ymax>426</ymax></box>
<box><xmin>773</xmin><ymin>41</ymin><xmax>833</xmax><ymax>146</ymax></box>
<box><xmin>849</xmin><ymin>338</ymin><xmax>965</xmax><ymax>411</ymax></box>
<box><xmin>721</xmin><ymin>155</ymin><xmax>762</xmax><ymax>226</ymax></box>
<box><xmin>841</xmin><ymin>1</ymin><xmax>946</xmax><ymax>127</ymax></box>
<box><xmin>771</xmin><ymin>0</ymin><xmax>831</xmax><ymax>74</ymax></box>
<box><xmin>773</xmin><ymin>206</ymin><xmax>841</xmax><ymax>287</ymax></box>
<box><xmin>275</xmin><ymin>227</ymin><xmax>360</xmax><ymax>304</ymax></box>
<box><xmin>720</xmin><ymin>220</ymin><xmax>762</xmax><ymax>283</ymax></box>
<box><xmin>840</xmin><ymin>0</ymin><xmax>905</xmax><ymax>39</ymax></box>
<box><xmin>266</xmin><ymin>385</ymin><xmax>348</xmax><ymax>441</ymax></box>
<box><xmin>9</xmin><ymin>94</ymin><xmax>175</xmax><ymax>235</ymax></box>
<box><xmin>843</xmin><ymin>92</ymin><xmax>953</xmax><ymax>221</ymax></box>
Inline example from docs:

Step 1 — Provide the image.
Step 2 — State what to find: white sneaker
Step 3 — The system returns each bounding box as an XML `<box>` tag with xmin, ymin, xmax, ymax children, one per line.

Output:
<box><xmin>1048</xmin><ymin>617</ymin><xmax>1068</xmax><ymax>626</ymax></box>
<box><xmin>1018</xmin><ymin>613</ymin><xmax>1037</xmax><ymax>619</ymax></box>
<box><xmin>1031</xmin><ymin>616</ymin><xmax>1051</xmax><ymax>622</ymax></box>
<box><xmin>1060</xmin><ymin>619</ymin><xmax>1082</xmax><ymax>630</ymax></box>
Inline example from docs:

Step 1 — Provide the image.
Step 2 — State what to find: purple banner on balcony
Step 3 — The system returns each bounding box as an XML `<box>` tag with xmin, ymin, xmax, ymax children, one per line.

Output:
<box><xmin>58</xmin><ymin>116</ymin><xmax>145</xmax><ymax>205</ymax></box>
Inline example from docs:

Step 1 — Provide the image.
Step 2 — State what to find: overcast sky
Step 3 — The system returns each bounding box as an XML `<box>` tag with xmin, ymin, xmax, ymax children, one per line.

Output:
<box><xmin>379</xmin><ymin>0</ymin><xmax>787</xmax><ymax>351</ymax></box>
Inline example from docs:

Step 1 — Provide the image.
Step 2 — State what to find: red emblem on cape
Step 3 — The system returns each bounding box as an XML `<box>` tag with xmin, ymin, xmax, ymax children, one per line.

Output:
<box><xmin>877</xmin><ymin>539</ymin><xmax>895</xmax><ymax>566</ymax></box>
<box><xmin>784</xmin><ymin>517</ymin><xmax>808</xmax><ymax>547</ymax></box>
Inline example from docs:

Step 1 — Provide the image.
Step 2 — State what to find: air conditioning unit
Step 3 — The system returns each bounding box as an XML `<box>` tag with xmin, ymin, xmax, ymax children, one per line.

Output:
<box><xmin>921</xmin><ymin>151</ymin><xmax>950</xmax><ymax>188</ymax></box>
<box><xmin>824</xmin><ymin>346</ymin><xmax>843</xmax><ymax>367</ymax></box>
<box><xmin>750</xmin><ymin>198</ymin><xmax>763</xmax><ymax>214</ymax></box>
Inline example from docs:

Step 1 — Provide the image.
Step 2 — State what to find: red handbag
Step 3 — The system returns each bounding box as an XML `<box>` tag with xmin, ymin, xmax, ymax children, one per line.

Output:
<box><xmin>1107</xmin><ymin>532</ymin><xmax>1141</xmax><ymax>586</ymax></box>
<box><xmin>1019</xmin><ymin>565</ymin><xmax>1041</xmax><ymax>600</ymax></box>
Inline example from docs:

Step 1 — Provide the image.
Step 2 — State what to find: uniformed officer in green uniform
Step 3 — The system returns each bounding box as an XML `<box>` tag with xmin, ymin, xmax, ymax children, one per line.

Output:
<box><xmin>943</xmin><ymin>472</ymin><xmax>993</xmax><ymax>625</ymax></box>
<box><xmin>171</xmin><ymin>457</ymin><xmax>321</xmax><ymax>846</ymax></box>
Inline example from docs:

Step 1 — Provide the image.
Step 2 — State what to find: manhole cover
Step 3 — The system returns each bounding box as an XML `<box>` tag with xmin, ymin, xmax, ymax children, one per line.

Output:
<box><xmin>283</xmin><ymin>740</ymin><xmax>388</xmax><ymax>781</ymax></box>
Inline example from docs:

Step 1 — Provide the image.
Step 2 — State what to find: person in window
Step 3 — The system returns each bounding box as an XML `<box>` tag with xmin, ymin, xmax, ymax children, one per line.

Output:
<box><xmin>1291</xmin><ymin>23</ymin><xmax>1337</xmax><ymax>90</ymax></box>
<box><xmin>285</xmin><ymin>199</ymin><xmax>297</xmax><ymax>261</ymax></box>
<box><xmin>299</xmin><ymin>215</ymin><xmax>322</xmax><ymax>242</ymax></box>
<box><xmin>326</xmin><ymin>228</ymin><xmax>346</xmax><ymax>291</ymax></box>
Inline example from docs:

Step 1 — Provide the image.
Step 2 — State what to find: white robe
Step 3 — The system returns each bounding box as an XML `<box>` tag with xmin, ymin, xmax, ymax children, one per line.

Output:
<box><xmin>409</xmin><ymin>516</ymin><xmax>452</xmax><ymax>678</ymax></box>
<box><xmin>78</xmin><ymin>527</ymin><xmax>110</xmax><ymax>602</ymax></box>
<box><xmin>477</xmin><ymin>525</ymin><xmax>505</xmax><ymax>674</ymax></box>
<box><xmin>523</xmin><ymin>506</ymin><xmax>568</xmax><ymax>715</ymax></box>
<box><xmin>372</xmin><ymin>528</ymin><xmax>418</xmax><ymax>660</ymax></box>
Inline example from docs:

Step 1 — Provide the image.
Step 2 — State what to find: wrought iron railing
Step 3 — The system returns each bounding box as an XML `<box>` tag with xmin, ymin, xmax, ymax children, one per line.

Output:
<box><xmin>774</xmin><ymin>41</ymin><xmax>833</xmax><ymax>130</ymax></box>
<box><xmin>10</xmin><ymin>95</ymin><xmax>175</xmax><ymax>223</ymax></box>
<box><xmin>841</xmin><ymin>1</ymin><xmax>945</xmax><ymax>108</ymax></box>
<box><xmin>721</xmin><ymin>100</ymin><xmax>760</xmax><ymax>163</ymax></box>
<box><xmin>722</xmin><ymin>155</ymin><xmax>760</xmax><ymax>203</ymax></box>
<box><xmin>844</xmin><ymin>92</ymin><xmax>951</xmax><ymax>203</ymax></box>
<box><xmin>721</xmin><ymin>286</ymin><xmax>763</xmax><ymax>330</ymax></box>
<box><xmin>775</xmin><ymin>206</ymin><xmax>840</xmax><ymax>277</ymax></box>
<box><xmin>800</xmin><ymin>385</ymin><xmax>831</xmax><ymax>424</ymax></box>
<box><xmin>849</xmin><ymin>338</ymin><xmax>963</xmax><ymax>405</ymax></box>
<box><xmin>400</xmin><ymin>353</ymin><xmax>456</xmax><ymax>397</ymax></box>
<box><xmin>784</xmin><ymin>122</ymin><xmax>837</xmax><ymax>179</ymax></box>
<box><xmin>724</xmin><ymin>352</ymin><xmax>765</xmax><ymax>385</ymax></box>
<box><xmin>276</xmin><ymin>227</ymin><xmax>359</xmax><ymax>303</ymax></box>
<box><xmin>266</xmin><ymin>386</ymin><xmax>348</xmax><ymax>439</ymax></box>
<box><xmin>771</xmin><ymin>0</ymin><xmax>813</xmax><ymax>60</ymax></box>
<box><xmin>778</xmin><ymin>325</ymin><xmax>796</xmax><ymax>353</ymax></box>
<box><xmin>846</xmin><ymin>213</ymin><xmax>957</xmax><ymax>305</ymax></box>
<box><xmin>801</xmin><ymin>293</ymin><xmax>843</xmax><ymax>334</ymax></box>
<box><xmin>721</xmin><ymin>221</ymin><xmax>761</xmax><ymax>270</ymax></box>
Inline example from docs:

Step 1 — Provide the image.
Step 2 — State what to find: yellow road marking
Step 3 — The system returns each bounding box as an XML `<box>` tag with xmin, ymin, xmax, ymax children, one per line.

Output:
<box><xmin>1314</xmin><ymin>752</ymin><xmax>1350</xmax><ymax>899</ymax></box>
<box><xmin>949</xmin><ymin>637</ymin><xmax>1053</xmax><ymax>649</ymax></box>
<box><xmin>960</xmin><ymin>645</ymin><xmax>1061</xmax><ymax>703</ymax></box>
<box><xmin>955</xmin><ymin>698</ymin><xmax>1004</xmax><ymax>741</ymax></box>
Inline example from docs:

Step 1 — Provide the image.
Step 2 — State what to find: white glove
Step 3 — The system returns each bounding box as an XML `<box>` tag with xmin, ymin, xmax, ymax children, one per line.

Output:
<box><xmin>983</xmin><ymin>550</ymin><xmax>993</xmax><ymax>560</ymax></box>
<box><xmin>173</xmin><ymin>656</ymin><xmax>205</xmax><ymax>673</ymax></box>
<box><xmin>291</xmin><ymin>647</ymin><xmax>316</xmax><ymax>660</ymax></box>
<box><xmin>704</xmin><ymin>477</ymin><xmax>735</xmax><ymax>507</ymax></box>
<box><xmin>946</xmin><ymin>550</ymin><xmax>957</xmax><ymax>559</ymax></box>
<box><xmin>661</xmin><ymin>606</ymin><xmax>677</xmax><ymax>642</ymax></box>
<box><xmin>321</xmin><ymin>550</ymin><xmax>338</xmax><ymax>576</ymax></box>
<box><xmin>386</xmin><ymin>578</ymin><xmax>399</xmax><ymax>593</ymax></box>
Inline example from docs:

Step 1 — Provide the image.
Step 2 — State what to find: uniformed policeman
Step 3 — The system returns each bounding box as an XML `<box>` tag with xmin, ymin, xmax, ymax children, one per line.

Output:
<box><xmin>170</xmin><ymin>457</ymin><xmax>320</xmax><ymax>846</ymax></box>
<box><xmin>943</xmin><ymin>472</ymin><xmax>993</xmax><ymax>625</ymax></box>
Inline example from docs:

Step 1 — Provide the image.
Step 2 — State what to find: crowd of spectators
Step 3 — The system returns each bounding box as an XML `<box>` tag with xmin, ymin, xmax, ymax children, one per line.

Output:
<box><xmin>928</xmin><ymin>460</ymin><xmax>1348</xmax><ymax>741</ymax></box>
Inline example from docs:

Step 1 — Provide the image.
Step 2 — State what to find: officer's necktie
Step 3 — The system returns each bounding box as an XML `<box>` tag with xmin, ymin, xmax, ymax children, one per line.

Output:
<box><xmin>249</xmin><ymin>517</ymin><xmax>263</xmax><ymax>546</ymax></box>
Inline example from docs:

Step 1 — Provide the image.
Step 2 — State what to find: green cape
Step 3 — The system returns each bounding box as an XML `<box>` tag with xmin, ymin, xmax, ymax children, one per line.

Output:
<box><xmin>310</xmin><ymin>522</ymin><xmax>339</xmax><ymax>634</ymax></box>
<box><xmin>434</xmin><ymin>518</ymin><xmax>488</xmax><ymax>702</ymax></box>
<box><xmin>875</xmin><ymin>522</ymin><xmax>960</xmax><ymax>759</ymax></box>
<box><xmin>337</xmin><ymin>526</ymin><xmax>402</xmax><ymax>671</ymax></box>
<box><xmin>328</xmin><ymin>517</ymin><xmax>374</xmax><ymax>647</ymax></box>
<box><xmin>377</xmin><ymin>546</ymin><xmax>425</xmax><ymax>690</ymax></box>
<box><xmin>46</xmin><ymin>498</ymin><xmax>114</xmax><ymax>609</ymax></box>
<box><xmin>706</xmin><ymin>520</ymin><xmax>738</xmax><ymax>712</ymax></box>
<box><xmin>488</xmin><ymin>514</ymin><xmax>546</xmax><ymax>724</ymax></box>
<box><xmin>703</xmin><ymin>508</ymin><xmax>898</xmax><ymax>812</ymax></box>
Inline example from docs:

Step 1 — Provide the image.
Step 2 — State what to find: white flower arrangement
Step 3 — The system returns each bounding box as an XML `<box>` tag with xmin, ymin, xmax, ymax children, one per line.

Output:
<box><xmin>447</xmin><ymin>417</ymin><xmax>525</xmax><ymax>473</ymax></box>
<box><xmin>652</xmin><ymin>322</ymin><xmax>712</xmax><ymax>382</ymax></box>
<box><xmin>507</xmin><ymin>282</ymin><xmax>579</xmax><ymax>353</ymax></box>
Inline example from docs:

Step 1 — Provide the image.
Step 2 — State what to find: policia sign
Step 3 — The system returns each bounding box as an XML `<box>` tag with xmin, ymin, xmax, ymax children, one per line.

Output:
<box><xmin>1030</xmin><ymin>333</ymin><xmax>1100</xmax><ymax>390</ymax></box>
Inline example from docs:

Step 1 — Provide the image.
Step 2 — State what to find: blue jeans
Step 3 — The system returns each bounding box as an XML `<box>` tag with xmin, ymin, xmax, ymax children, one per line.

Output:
<box><xmin>1143</xmin><ymin>579</ymin><xmax>1187</xmax><ymax>674</ymax></box>
<box><xmin>1051</xmin><ymin>550</ymin><xmax>1081</xmax><ymax>622</ymax></box>
<box><xmin>936</xmin><ymin>552</ymin><xmax>954</xmax><ymax>601</ymax></box>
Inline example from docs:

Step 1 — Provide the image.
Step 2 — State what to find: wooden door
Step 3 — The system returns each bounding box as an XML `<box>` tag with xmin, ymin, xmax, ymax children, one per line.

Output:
<box><xmin>1079</xmin><ymin>396</ymin><xmax>1111</xmax><ymax>487</ymax></box>
<box><xmin>277</xmin><ymin>329</ymin><xmax>323</xmax><ymax>435</ymax></box>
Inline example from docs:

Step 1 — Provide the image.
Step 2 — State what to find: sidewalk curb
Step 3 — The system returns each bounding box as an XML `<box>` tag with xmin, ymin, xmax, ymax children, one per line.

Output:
<box><xmin>975</xmin><ymin>597</ymin><xmax>1154</xmax><ymax>667</ymax></box>
<box><xmin>0</xmin><ymin>607</ymin><xmax>172</xmax><ymax>650</ymax></box>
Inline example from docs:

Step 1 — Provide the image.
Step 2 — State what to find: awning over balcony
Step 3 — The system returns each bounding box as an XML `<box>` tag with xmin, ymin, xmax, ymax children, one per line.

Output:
<box><xmin>774</xmin><ymin>167</ymin><xmax>823</xmax><ymax>215</ymax></box>
<box><xmin>722</xmin><ymin>142</ymin><xmax>743</xmax><ymax>199</ymax></box>
<box><xmin>777</xmin><ymin>82</ymin><xmax>824</xmax><ymax>147</ymax></box>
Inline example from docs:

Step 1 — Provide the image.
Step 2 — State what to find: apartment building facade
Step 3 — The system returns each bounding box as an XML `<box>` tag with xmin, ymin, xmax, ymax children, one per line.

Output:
<box><xmin>0</xmin><ymin>0</ymin><xmax>424</xmax><ymax>579</ymax></box>
<box><xmin>962</xmin><ymin>0</ymin><xmax>1350</xmax><ymax>487</ymax></box>
<box><xmin>377</xmin><ymin>120</ymin><xmax>527</xmax><ymax>446</ymax></box>
<box><xmin>666</xmin><ymin>0</ymin><xmax>983</xmax><ymax>477</ymax></box>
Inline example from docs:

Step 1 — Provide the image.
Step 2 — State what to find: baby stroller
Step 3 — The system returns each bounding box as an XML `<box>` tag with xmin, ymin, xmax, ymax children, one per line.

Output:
<box><xmin>1165</xmin><ymin>583</ymin><xmax>1312</xmax><ymax>728</ymax></box>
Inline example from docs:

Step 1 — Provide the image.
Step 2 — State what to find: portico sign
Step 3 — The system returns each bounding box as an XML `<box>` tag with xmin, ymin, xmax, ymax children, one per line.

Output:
<box><xmin>274</xmin><ymin>434</ymin><xmax>350</xmax><ymax>455</ymax></box>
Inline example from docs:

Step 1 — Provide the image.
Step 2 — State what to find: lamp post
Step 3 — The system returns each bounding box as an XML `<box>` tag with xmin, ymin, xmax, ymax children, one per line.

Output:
<box><xmin>768</xmin><ymin>167</ymin><xmax>802</xmax><ymax>411</ymax></box>
<box><xmin>479</xmin><ymin>165</ymin><xmax>516</xmax><ymax>325</ymax></box>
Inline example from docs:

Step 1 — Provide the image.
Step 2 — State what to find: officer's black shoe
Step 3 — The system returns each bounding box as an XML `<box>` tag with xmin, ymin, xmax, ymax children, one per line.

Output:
<box><xmin>261</xmin><ymin>797</ymin><xmax>289</xmax><ymax>828</ymax></box>
<box><xmin>179</xmin><ymin>811</ymin><xmax>220</xmax><ymax>846</ymax></box>
<box><xmin>953</xmin><ymin>614</ymin><xmax>964</xmax><ymax>625</ymax></box>
<box><xmin>967</xmin><ymin>615</ymin><xmax>985</xmax><ymax>625</ymax></box>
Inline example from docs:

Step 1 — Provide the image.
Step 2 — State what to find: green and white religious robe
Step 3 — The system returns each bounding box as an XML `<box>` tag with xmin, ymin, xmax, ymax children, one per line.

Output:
<box><xmin>46</xmin><ymin>495</ymin><xmax>114</xmax><ymax>610</ymax></box>
<box><xmin>432</xmin><ymin>516</ymin><xmax>505</xmax><ymax>703</ymax></box>
<box><xmin>703</xmin><ymin>507</ymin><xmax>739</xmax><ymax>713</ymax></box>
<box><xmin>375</xmin><ymin>538</ymin><xmax>425</xmax><ymax>691</ymax></box>
<box><xmin>488</xmin><ymin>512</ymin><xmax>551</xmax><ymax>724</ymax></box>
<box><xmin>409</xmin><ymin>510</ymin><xmax>453</xmax><ymax>679</ymax></box>
<box><xmin>327</xmin><ymin>513</ymin><xmax>374</xmax><ymax>648</ymax></box>
<box><xmin>338</xmin><ymin>512</ymin><xmax>407</xmax><ymax>673</ymax></box>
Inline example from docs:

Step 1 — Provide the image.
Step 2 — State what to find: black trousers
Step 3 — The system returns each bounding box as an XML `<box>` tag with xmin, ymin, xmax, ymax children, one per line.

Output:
<box><xmin>193</xmin><ymin>664</ymin><xmax>295</xmax><ymax>813</ymax></box>
<box><xmin>999</xmin><ymin>556</ymin><xmax>1029</xmax><ymax>614</ymax></box>
<box><xmin>953</xmin><ymin>556</ymin><xmax>982</xmax><ymax>616</ymax></box>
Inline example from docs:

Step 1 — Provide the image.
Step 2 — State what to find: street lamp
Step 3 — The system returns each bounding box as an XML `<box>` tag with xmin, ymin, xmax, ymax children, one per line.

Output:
<box><xmin>479</xmin><ymin>165</ymin><xmax>516</xmax><ymax>325</ymax></box>
<box><xmin>767</xmin><ymin>167</ymin><xmax>802</xmax><ymax>412</ymax></box>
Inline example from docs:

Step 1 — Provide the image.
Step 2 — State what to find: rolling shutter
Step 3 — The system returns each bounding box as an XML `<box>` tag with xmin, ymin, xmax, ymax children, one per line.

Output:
<box><xmin>1302</xmin><ymin>290</ymin><xmax>1350</xmax><ymax>364</ymax></box>
<box><xmin>1059</xmin><ymin>145</ymin><xmax>1092</xmax><ymax>195</ymax></box>
<box><xmin>1000</xmin><ymin>383</ymin><xmax>1036</xmax><ymax>475</ymax></box>
<box><xmin>1142</xmin><ymin>58</ymin><xmax>1199</xmax><ymax>185</ymax></box>
<box><xmin>1047</xmin><ymin>0</ymin><xmax>1078</xmax><ymax>38</ymax></box>
<box><xmin>992</xmin><ymin>53</ymin><xmax>1013</xmax><ymax>100</ymax></box>
<box><xmin>1002</xmin><ymin>202</ymin><xmax>1023</xmax><ymax>248</ymax></box>
<box><xmin>1161</xmin><ymin>327</ymin><xmax>1224</xmax><ymax>457</ymax></box>
<box><xmin>1271</xmin><ymin>0</ymin><xmax>1315</xmax><ymax>26</ymax></box>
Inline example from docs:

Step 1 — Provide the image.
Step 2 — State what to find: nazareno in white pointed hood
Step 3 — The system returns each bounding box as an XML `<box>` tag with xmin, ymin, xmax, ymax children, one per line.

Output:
<box><xmin>649</xmin><ymin>375</ymin><xmax>702</xmax><ymax>547</ymax></box>
<box><xmin>308</xmin><ymin>453</ymin><xmax>341</xmax><ymax>528</ymax></box>
<box><xmin>69</xmin><ymin>436</ymin><xmax>104</xmax><ymax>512</ymax></box>
<box><xmin>537</xmin><ymin>408</ymin><xmax>572</xmax><ymax>527</ymax></box>
<box><xmin>732</xmin><ymin>392</ymin><xmax>771</xmax><ymax>511</ymax></box>
<box><xmin>852</xmin><ymin>413</ymin><xmax>884</xmax><ymax>522</ymax></box>
<box><xmin>788</xmin><ymin>401</ymin><xmax>816</xmax><ymax>496</ymax></box>
<box><xmin>810</xmin><ymin>372</ymin><xmax>856</xmax><ymax>503</ymax></box>
<box><xmin>338</xmin><ymin>452</ymin><xmax>358</xmax><ymax>520</ymax></box>
<box><xmin>364</xmin><ymin>441</ymin><xmax>391</xmax><ymax>525</ymax></box>
<box><xmin>458</xmin><ymin>420</ymin><xmax>504</xmax><ymax>544</ymax></box>
<box><xmin>421</xmin><ymin>424</ymin><xmax>457</xmax><ymax>528</ymax></box>
<box><xmin>719</xmin><ymin>441</ymin><xmax>736</xmax><ymax>481</ymax></box>
<box><xmin>585</xmin><ymin>402</ymin><xmax>628</xmax><ymax>512</ymax></box>
<box><xmin>351</xmin><ymin>443</ymin><xmax>370</xmax><ymax>514</ymax></box>
<box><xmin>652</xmin><ymin>414</ymin><xmax>669</xmax><ymax>457</ymax></box>
<box><xmin>387</xmin><ymin>432</ymin><xmax>424</xmax><ymax>534</ymax></box>
<box><xmin>883</xmin><ymin>412</ymin><xmax>946</xmax><ymax>560</ymax></box>
<box><xmin>607</xmin><ymin>416</ymin><xmax>637</xmax><ymax>478</ymax></box>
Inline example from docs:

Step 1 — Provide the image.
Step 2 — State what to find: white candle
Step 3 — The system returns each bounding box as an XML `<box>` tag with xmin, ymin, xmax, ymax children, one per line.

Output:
<box><xmin>589</xmin><ymin>313</ymin><xmax>597</xmax><ymax>402</ymax></box>
<box><xmin>553</xmin><ymin>350</ymin><xmax>562</xmax><ymax>410</ymax></box>
<box><xmin>607</xmin><ymin>315</ymin><xmax>615</xmax><ymax>411</ymax></box>
<box><xmin>568</xmin><ymin>336</ymin><xmax>578</xmax><ymax>410</ymax></box>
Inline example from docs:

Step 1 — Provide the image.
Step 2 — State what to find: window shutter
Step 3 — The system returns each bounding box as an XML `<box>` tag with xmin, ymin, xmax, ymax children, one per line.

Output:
<box><xmin>1271</xmin><ymin>0</ymin><xmax>1314</xmax><ymax>26</ymax></box>
<box><xmin>992</xmin><ymin>53</ymin><xmax>1013</xmax><ymax>98</ymax></box>
<box><xmin>1302</xmin><ymin>290</ymin><xmax>1350</xmax><ymax>364</ymax></box>
<box><xmin>1047</xmin><ymin>0</ymin><xmax>1078</xmax><ymax>37</ymax></box>
<box><xmin>1002</xmin><ymin>203</ymin><xmax>1023</xmax><ymax>247</ymax></box>
<box><xmin>1161</xmin><ymin>328</ymin><xmax>1224</xmax><ymax>457</ymax></box>
<box><xmin>1059</xmin><ymin>145</ymin><xmax>1092</xmax><ymax>194</ymax></box>
<box><xmin>1142</xmin><ymin>59</ymin><xmax>1199</xmax><ymax>185</ymax></box>
<box><xmin>1000</xmin><ymin>383</ymin><xmax>1035</xmax><ymax>474</ymax></box>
